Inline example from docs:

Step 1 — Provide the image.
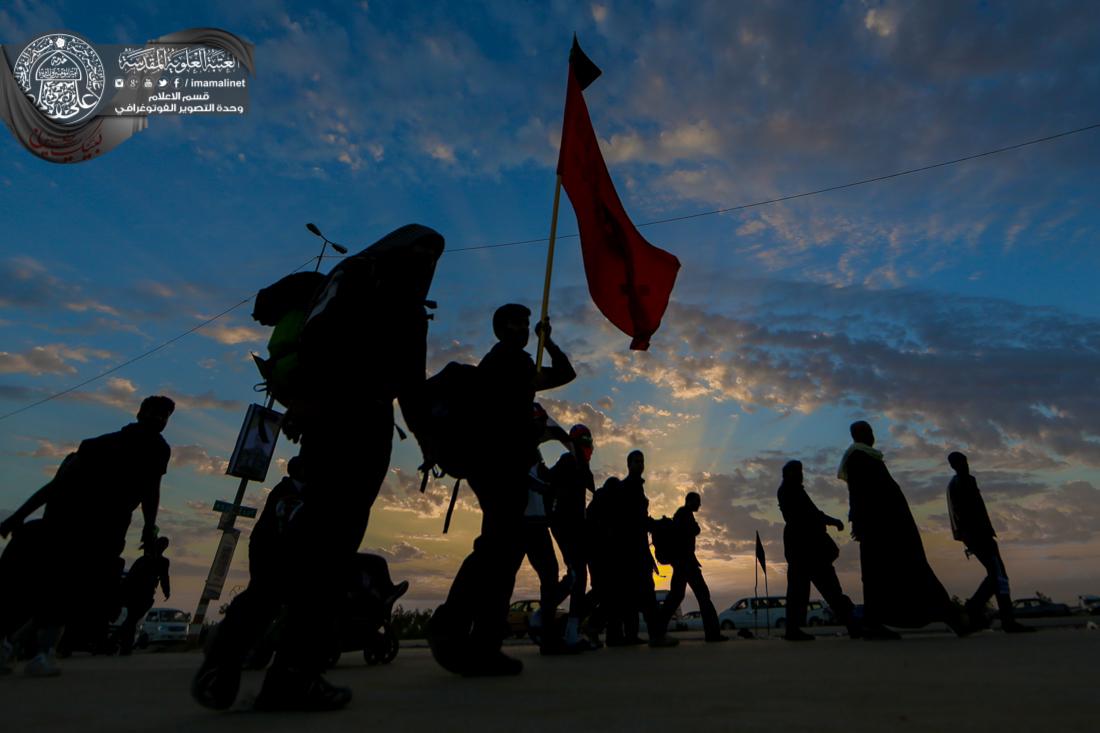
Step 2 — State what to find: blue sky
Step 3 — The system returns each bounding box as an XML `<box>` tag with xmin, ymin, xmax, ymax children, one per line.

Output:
<box><xmin>2</xmin><ymin>0</ymin><xmax>1099</xmax><ymax>614</ymax></box>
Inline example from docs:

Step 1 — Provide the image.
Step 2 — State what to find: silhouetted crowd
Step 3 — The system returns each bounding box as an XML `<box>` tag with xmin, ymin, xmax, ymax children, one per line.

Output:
<box><xmin>0</xmin><ymin>225</ymin><xmax>1033</xmax><ymax>712</ymax></box>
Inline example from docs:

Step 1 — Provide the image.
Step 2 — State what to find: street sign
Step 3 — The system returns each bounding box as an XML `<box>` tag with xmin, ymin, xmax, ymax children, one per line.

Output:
<box><xmin>212</xmin><ymin>499</ymin><xmax>257</xmax><ymax>518</ymax></box>
<box><xmin>201</xmin><ymin>528</ymin><xmax>240</xmax><ymax>601</ymax></box>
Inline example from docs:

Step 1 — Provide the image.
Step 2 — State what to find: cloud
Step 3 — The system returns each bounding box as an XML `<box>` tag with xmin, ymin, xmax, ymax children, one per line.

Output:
<box><xmin>611</xmin><ymin>280</ymin><xmax>1100</xmax><ymax>469</ymax></box>
<box><xmin>198</xmin><ymin>321</ymin><xmax>268</xmax><ymax>346</ymax></box>
<box><xmin>62</xmin><ymin>379</ymin><xmax>240</xmax><ymax>413</ymax></box>
<box><xmin>366</xmin><ymin>540</ymin><xmax>428</xmax><ymax>563</ymax></box>
<box><xmin>537</xmin><ymin>395</ymin><xmax>698</xmax><ymax>450</ymax></box>
<box><xmin>169</xmin><ymin>391</ymin><xmax>242</xmax><ymax>412</ymax></box>
<box><xmin>864</xmin><ymin>7</ymin><xmax>899</xmax><ymax>38</ymax></box>
<box><xmin>64</xmin><ymin>300</ymin><xmax>122</xmax><ymax>317</ymax></box>
<box><xmin>0</xmin><ymin>344</ymin><xmax>113</xmax><ymax>376</ymax></box>
<box><xmin>65</xmin><ymin>377</ymin><xmax>140</xmax><ymax>411</ymax></box>
<box><xmin>15</xmin><ymin>438</ymin><xmax>78</xmax><ymax>459</ymax></box>
<box><xmin>171</xmin><ymin>445</ymin><xmax>229</xmax><ymax>476</ymax></box>
<box><xmin>0</xmin><ymin>257</ymin><xmax>75</xmax><ymax>309</ymax></box>
<box><xmin>992</xmin><ymin>481</ymin><xmax>1100</xmax><ymax>545</ymax></box>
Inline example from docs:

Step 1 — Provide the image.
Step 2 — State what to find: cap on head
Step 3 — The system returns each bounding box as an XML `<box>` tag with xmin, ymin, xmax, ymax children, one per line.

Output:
<box><xmin>492</xmin><ymin>303</ymin><xmax>531</xmax><ymax>341</ymax></box>
<box><xmin>782</xmin><ymin>460</ymin><xmax>803</xmax><ymax>483</ymax></box>
<box><xmin>569</xmin><ymin>424</ymin><xmax>593</xmax><ymax>446</ymax></box>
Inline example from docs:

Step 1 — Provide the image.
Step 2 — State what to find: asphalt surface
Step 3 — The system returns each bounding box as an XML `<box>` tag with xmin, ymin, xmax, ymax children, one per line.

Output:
<box><xmin>3</xmin><ymin>627</ymin><xmax>1097</xmax><ymax>732</ymax></box>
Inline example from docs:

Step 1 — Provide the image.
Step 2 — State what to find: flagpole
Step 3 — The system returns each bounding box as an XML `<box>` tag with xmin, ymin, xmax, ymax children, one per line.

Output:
<box><xmin>535</xmin><ymin>174</ymin><xmax>563</xmax><ymax>372</ymax></box>
<box><xmin>764</xmin><ymin>562</ymin><xmax>770</xmax><ymax>638</ymax></box>
<box><xmin>754</xmin><ymin>543</ymin><xmax>759</xmax><ymax>633</ymax></box>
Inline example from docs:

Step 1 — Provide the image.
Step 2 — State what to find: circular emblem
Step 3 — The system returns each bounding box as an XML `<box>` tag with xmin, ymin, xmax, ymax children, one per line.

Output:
<box><xmin>13</xmin><ymin>33</ymin><xmax>106</xmax><ymax>125</ymax></box>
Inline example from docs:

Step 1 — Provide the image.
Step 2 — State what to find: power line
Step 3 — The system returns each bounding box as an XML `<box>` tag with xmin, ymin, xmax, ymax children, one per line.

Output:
<box><xmin>448</xmin><ymin>121</ymin><xmax>1100</xmax><ymax>251</ymax></box>
<box><xmin>1</xmin><ymin>122</ymin><xmax>1097</xmax><ymax>423</ymax></box>
<box><xmin>0</xmin><ymin>257</ymin><xmax>317</xmax><ymax>423</ymax></box>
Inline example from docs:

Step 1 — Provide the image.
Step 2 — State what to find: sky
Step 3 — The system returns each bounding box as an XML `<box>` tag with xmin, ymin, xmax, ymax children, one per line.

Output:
<box><xmin>2</xmin><ymin>0</ymin><xmax>1099</xmax><ymax>619</ymax></box>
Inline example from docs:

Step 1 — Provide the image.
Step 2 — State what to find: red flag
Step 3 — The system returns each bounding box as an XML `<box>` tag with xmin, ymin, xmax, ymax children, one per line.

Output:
<box><xmin>556</xmin><ymin>39</ymin><xmax>680</xmax><ymax>350</ymax></box>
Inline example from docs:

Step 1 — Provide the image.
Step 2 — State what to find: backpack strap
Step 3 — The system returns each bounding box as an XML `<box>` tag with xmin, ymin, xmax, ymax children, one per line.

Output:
<box><xmin>442</xmin><ymin>478</ymin><xmax>462</xmax><ymax>534</ymax></box>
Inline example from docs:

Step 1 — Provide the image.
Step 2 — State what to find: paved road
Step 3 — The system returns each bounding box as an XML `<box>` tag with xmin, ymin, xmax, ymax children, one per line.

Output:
<box><xmin>4</xmin><ymin>628</ymin><xmax>1097</xmax><ymax>732</ymax></box>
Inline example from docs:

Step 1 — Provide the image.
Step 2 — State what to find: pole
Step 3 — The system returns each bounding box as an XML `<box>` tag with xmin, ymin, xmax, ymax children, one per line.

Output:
<box><xmin>753</xmin><ymin>549</ymin><xmax>758</xmax><ymax>633</ymax></box>
<box><xmin>535</xmin><ymin>174</ymin><xmax>563</xmax><ymax>372</ymax></box>
<box><xmin>764</xmin><ymin>565</ymin><xmax>770</xmax><ymax>638</ymax></box>
<box><xmin>192</xmin><ymin>231</ymin><xmax>328</xmax><ymax>634</ymax></box>
<box><xmin>191</xmin><ymin>393</ymin><xmax>276</xmax><ymax>634</ymax></box>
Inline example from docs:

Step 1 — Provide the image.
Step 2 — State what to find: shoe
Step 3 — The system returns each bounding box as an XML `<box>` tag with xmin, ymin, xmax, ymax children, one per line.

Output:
<box><xmin>460</xmin><ymin>651</ymin><xmax>523</xmax><ymax>677</ymax></box>
<box><xmin>191</xmin><ymin>658</ymin><xmax>242</xmax><ymax>710</ymax></box>
<box><xmin>1002</xmin><ymin>621</ymin><xmax>1037</xmax><ymax>634</ymax></box>
<box><xmin>253</xmin><ymin>665</ymin><xmax>352</xmax><ymax>712</ymax></box>
<box><xmin>705</xmin><ymin>634</ymin><xmax>730</xmax><ymax>643</ymax></box>
<box><xmin>647</xmin><ymin>635</ymin><xmax>679</xmax><ymax>648</ymax></box>
<box><xmin>783</xmin><ymin>629</ymin><xmax>815</xmax><ymax>642</ymax></box>
<box><xmin>24</xmin><ymin>652</ymin><xmax>61</xmax><ymax>677</ymax></box>
<box><xmin>426</xmin><ymin>604</ymin><xmax>470</xmax><ymax>675</ymax></box>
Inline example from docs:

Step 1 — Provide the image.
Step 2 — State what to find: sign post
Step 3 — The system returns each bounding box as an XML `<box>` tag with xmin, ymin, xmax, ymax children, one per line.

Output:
<box><xmin>190</xmin><ymin>399</ymin><xmax>280</xmax><ymax>637</ymax></box>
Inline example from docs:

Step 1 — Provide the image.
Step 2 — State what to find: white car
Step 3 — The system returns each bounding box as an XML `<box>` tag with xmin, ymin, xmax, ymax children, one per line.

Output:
<box><xmin>718</xmin><ymin>596</ymin><xmax>788</xmax><ymax>630</ymax></box>
<box><xmin>806</xmin><ymin>600</ymin><xmax>830</xmax><ymax>626</ymax></box>
<box><xmin>678</xmin><ymin>610</ymin><xmax>705</xmax><ymax>631</ymax></box>
<box><xmin>137</xmin><ymin>608</ymin><xmax>191</xmax><ymax>646</ymax></box>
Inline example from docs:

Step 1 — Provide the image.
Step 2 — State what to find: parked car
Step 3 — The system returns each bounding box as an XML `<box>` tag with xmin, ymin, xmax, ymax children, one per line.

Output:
<box><xmin>806</xmin><ymin>600</ymin><xmax>830</xmax><ymax>626</ymax></box>
<box><xmin>718</xmin><ymin>596</ymin><xmax>787</xmax><ymax>630</ymax></box>
<box><xmin>1078</xmin><ymin>595</ymin><xmax>1100</xmax><ymax>615</ymax></box>
<box><xmin>506</xmin><ymin>600</ymin><xmax>566</xmax><ymax>639</ymax></box>
<box><xmin>1001</xmin><ymin>597</ymin><xmax>1072</xmax><ymax>619</ymax></box>
<box><xmin>678</xmin><ymin>610</ymin><xmax>704</xmax><ymax>631</ymax></box>
<box><xmin>136</xmin><ymin>608</ymin><xmax>190</xmax><ymax>647</ymax></box>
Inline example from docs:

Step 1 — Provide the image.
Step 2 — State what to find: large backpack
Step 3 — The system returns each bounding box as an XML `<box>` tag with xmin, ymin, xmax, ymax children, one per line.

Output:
<box><xmin>650</xmin><ymin>515</ymin><xmax>678</xmax><ymax>565</ymax></box>
<box><xmin>401</xmin><ymin>361</ymin><xmax>489</xmax><ymax>533</ymax></box>
<box><xmin>251</xmin><ymin>224</ymin><xmax>444</xmax><ymax>412</ymax></box>
<box><xmin>251</xmin><ymin>271</ymin><xmax>327</xmax><ymax>409</ymax></box>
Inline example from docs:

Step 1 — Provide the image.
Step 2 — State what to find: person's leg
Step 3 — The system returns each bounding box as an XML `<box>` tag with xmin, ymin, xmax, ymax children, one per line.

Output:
<box><xmin>966</xmin><ymin>541</ymin><xmax>1001</xmax><ymax>616</ymax></box>
<box><xmin>968</xmin><ymin>541</ymin><xmax>1030</xmax><ymax>632</ymax></box>
<box><xmin>809</xmin><ymin>562</ymin><xmax>855</xmax><ymax>626</ymax></box>
<box><xmin>116</xmin><ymin>595</ymin><xmax>154</xmax><ymax>655</ymax></box>
<box><xmin>524</xmin><ymin>523</ymin><xmax>560</xmax><ymax>637</ymax></box>
<box><xmin>659</xmin><ymin>567</ymin><xmax>688</xmax><ymax>636</ymax></box>
<box><xmin>684</xmin><ymin>567</ymin><xmax>722</xmax><ymax>640</ymax></box>
<box><xmin>191</xmin><ymin>580</ymin><xmax>283</xmax><ymax>709</ymax></box>
<box><xmin>637</xmin><ymin>563</ymin><xmax>674</xmax><ymax>646</ymax></box>
<box><xmin>254</xmin><ymin>407</ymin><xmax>391</xmax><ymax>709</ymax></box>
<box><xmin>552</xmin><ymin>525</ymin><xmax>588</xmax><ymax>645</ymax></box>
<box><xmin>785</xmin><ymin>560</ymin><xmax>811</xmax><ymax>630</ymax></box>
<box><xmin>433</xmin><ymin>469</ymin><xmax>526</xmax><ymax>674</ymax></box>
